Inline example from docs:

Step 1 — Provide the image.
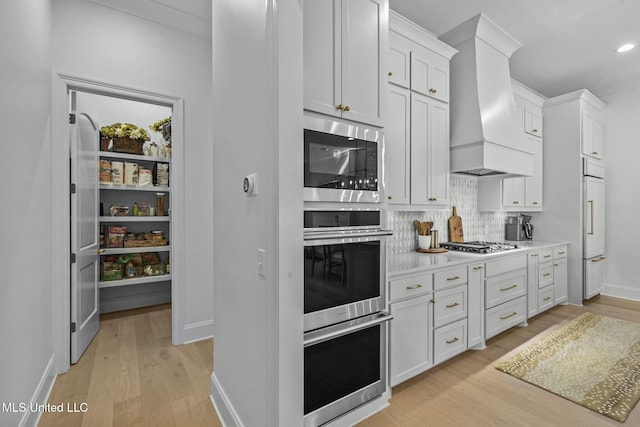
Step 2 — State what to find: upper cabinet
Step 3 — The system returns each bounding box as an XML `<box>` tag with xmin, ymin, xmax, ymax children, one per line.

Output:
<box><xmin>385</xmin><ymin>11</ymin><xmax>457</xmax><ymax>207</ymax></box>
<box><xmin>582</xmin><ymin>101</ymin><xmax>604</xmax><ymax>159</ymax></box>
<box><xmin>303</xmin><ymin>0</ymin><xmax>387</xmax><ymax>127</ymax></box>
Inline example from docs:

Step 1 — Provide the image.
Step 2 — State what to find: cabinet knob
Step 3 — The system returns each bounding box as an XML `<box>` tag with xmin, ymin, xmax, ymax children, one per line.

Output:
<box><xmin>336</xmin><ymin>104</ymin><xmax>344</xmax><ymax>110</ymax></box>
<box><xmin>388</xmin><ymin>71</ymin><xmax>393</xmax><ymax>77</ymax></box>
<box><xmin>591</xmin><ymin>151</ymin><xmax>598</xmax><ymax>155</ymax></box>
<box><xmin>428</xmin><ymin>197</ymin><xmax>437</xmax><ymax>201</ymax></box>
<box><xmin>428</xmin><ymin>88</ymin><xmax>437</xmax><ymax>94</ymax></box>
<box><xmin>532</xmin><ymin>129</ymin><xmax>538</xmax><ymax>133</ymax></box>
<box><xmin>431</xmin><ymin>299</ymin><xmax>436</xmax><ymax>304</ymax></box>
<box><xmin>533</xmin><ymin>201</ymin><xmax>539</xmax><ymax>205</ymax></box>
<box><xmin>344</xmin><ymin>105</ymin><xmax>351</xmax><ymax>112</ymax></box>
<box><xmin>387</xmin><ymin>195</ymin><xmax>392</xmax><ymax>200</ymax></box>
<box><xmin>513</xmin><ymin>201</ymin><xmax>519</xmax><ymax>204</ymax></box>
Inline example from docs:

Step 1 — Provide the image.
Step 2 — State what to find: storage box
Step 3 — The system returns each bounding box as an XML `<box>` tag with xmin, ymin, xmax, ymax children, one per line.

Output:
<box><xmin>112</xmin><ymin>136</ymin><xmax>144</xmax><ymax>155</ymax></box>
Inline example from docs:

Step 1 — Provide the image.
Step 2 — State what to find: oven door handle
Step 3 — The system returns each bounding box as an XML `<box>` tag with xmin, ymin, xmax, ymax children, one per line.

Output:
<box><xmin>304</xmin><ymin>229</ymin><xmax>393</xmax><ymax>241</ymax></box>
<box><xmin>303</xmin><ymin>312</ymin><xmax>393</xmax><ymax>347</ymax></box>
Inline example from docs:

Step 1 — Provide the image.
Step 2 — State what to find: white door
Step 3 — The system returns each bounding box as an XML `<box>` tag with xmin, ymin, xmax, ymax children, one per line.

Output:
<box><xmin>386</xmin><ymin>84</ymin><xmax>410</xmax><ymax>204</ymax></box>
<box><xmin>584</xmin><ymin>256</ymin><xmax>605</xmax><ymax>299</ymax></box>
<box><xmin>584</xmin><ymin>176</ymin><xmax>605</xmax><ymax>258</ymax></box>
<box><xmin>70</xmin><ymin>108</ymin><xmax>100</xmax><ymax>363</ymax></box>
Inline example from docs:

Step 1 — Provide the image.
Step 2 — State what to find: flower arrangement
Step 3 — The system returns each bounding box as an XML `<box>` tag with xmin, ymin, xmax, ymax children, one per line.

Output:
<box><xmin>149</xmin><ymin>117</ymin><xmax>171</xmax><ymax>133</ymax></box>
<box><xmin>101</xmin><ymin>123</ymin><xmax>149</xmax><ymax>141</ymax></box>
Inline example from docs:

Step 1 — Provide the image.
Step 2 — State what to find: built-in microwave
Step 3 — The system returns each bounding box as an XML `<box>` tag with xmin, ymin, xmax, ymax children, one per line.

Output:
<box><xmin>304</xmin><ymin>116</ymin><xmax>383</xmax><ymax>203</ymax></box>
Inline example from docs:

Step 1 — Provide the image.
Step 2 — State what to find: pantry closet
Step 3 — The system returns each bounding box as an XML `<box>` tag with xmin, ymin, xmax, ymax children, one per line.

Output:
<box><xmin>69</xmin><ymin>89</ymin><xmax>175</xmax><ymax>362</ymax></box>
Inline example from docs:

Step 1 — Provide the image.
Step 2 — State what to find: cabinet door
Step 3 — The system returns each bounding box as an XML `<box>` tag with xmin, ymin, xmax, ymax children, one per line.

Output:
<box><xmin>410</xmin><ymin>93</ymin><xmax>449</xmax><ymax>206</ymax></box>
<box><xmin>524</xmin><ymin>136</ymin><xmax>543</xmax><ymax>207</ymax></box>
<box><xmin>467</xmin><ymin>264</ymin><xmax>485</xmax><ymax>348</ymax></box>
<box><xmin>388</xmin><ymin>30</ymin><xmax>410</xmax><ymax>88</ymax></box>
<box><xmin>502</xmin><ymin>177</ymin><xmax>524</xmax><ymax>207</ymax></box>
<box><xmin>303</xmin><ymin>0</ymin><xmax>341</xmax><ymax>119</ymax></box>
<box><xmin>554</xmin><ymin>258</ymin><xmax>568</xmax><ymax>304</ymax></box>
<box><xmin>525</xmin><ymin>106</ymin><xmax>543</xmax><ymax>137</ymax></box>
<box><xmin>527</xmin><ymin>253</ymin><xmax>538</xmax><ymax>318</ymax></box>
<box><xmin>410</xmin><ymin>48</ymin><xmax>449</xmax><ymax>103</ymax></box>
<box><xmin>584</xmin><ymin>176</ymin><xmax>605</xmax><ymax>258</ymax></box>
<box><xmin>582</xmin><ymin>106</ymin><xmax>604</xmax><ymax>159</ymax></box>
<box><xmin>592</xmin><ymin>117</ymin><xmax>604</xmax><ymax>159</ymax></box>
<box><xmin>386</xmin><ymin>85</ymin><xmax>411</xmax><ymax>204</ymax></box>
<box><xmin>584</xmin><ymin>256</ymin><xmax>605</xmax><ymax>299</ymax></box>
<box><xmin>514</xmin><ymin>96</ymin><xmax>525</xmax><ymax>131</ymax></box>
<box><xmin>341</xmin><ymin>0</ymin><xmax>383</xmax><ymax>126</ymax></box>
<box><xmin>390</xmin><ymin>295</ymin><xmax>433</xmax><ymax>386</ymax></box>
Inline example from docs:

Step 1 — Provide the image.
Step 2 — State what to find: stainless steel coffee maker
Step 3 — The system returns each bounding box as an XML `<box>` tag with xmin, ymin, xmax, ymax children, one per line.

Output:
<box><xmin>506</xmin><ymin>215</ymin><xmax>534</xmax><ymax>241</ymax></box>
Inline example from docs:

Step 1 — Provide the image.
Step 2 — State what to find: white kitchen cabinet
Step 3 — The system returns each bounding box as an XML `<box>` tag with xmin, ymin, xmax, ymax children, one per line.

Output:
<box><xmin>410</xmin><ymin>92</ymin><xmax>449</xmax><ymax>206</ymax></box>
<box><xmin>388</xmin><ymin>30</ymin><xmax>410</xmax><ymax>88</ymax></box>
<box><xmin>386</xmin><ymin>11</ymin><xmax>456</xmax><ymax>208</ymax></box>
<box><xmin>502</xmin><ymin>177</ymin><xmax>524</xmax><ymax>208</ymax></box>
<box><xmin>524</xmin><ymin>136</ymin><xmax>543</xmax><ymax>207</ymax></box>
<box><xmin>467</xmin><ymin>264</ymin><xmax>485</xmax><ymax>349</ymax></box>
<box><xmin>390</xmin><ymin>294</ymin><xmax>433</xmax><ymax>386</ymax></box>
<box><xmin>554</xmin><ymin>253</ymin><xmax>568</xmax><ymax>304</ymax></box>
<box><xmin>303</xmin><ymin>0</ymin><xmax>386</xmax><ymax>127</ymax></box>
<box><xmin>433</xmin><ymin>318</ymin><xmax>467</xmax><ymax>365</ymax></box>
<box><xmin>584</xmin><ymin>256</ymin><xmax>606</xmax><ymax>299</ymax></box>
<box><xmin>485</xmin><ymin>255</ymin><xmax>528</xmax><ymax>339</ymax></box>
<box><xmin>526</xmin><ymin>252</ymin><xmax>539</xmax><ymax>318</ymax></box>
<box><xmin>582</xmin><ymin>102</ymin><xmax>604</xmax><ymax>159</ymax></box>
<box><xmin>386</xmin><ymin>85</ymin><xmax>410</xmax><ymax>204</ymax></box>
<box><xmin>410</xmin><ymin>46</ymin><xmax>450</xmax><ymax>103</ymax></box>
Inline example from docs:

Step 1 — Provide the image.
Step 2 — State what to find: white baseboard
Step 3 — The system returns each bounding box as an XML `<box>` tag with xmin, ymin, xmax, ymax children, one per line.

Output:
<box><xmin>20</xmin><ymin>354</ymin><xmax>57</xmax><ymax>427</ymax></box>
<box><xmin>182</xmin><ymin>320</ymin><xmax>214</xmax><ymax>344</ymax></box>
<box><xmin>603</xmin><ymin>282</ymin><xmax>640</xmax><ymax>302</ymax></box>
<box><xmin>210</xmin><ymin>372</ymin><xmax>243</xmax><ymax>427</ymax></box>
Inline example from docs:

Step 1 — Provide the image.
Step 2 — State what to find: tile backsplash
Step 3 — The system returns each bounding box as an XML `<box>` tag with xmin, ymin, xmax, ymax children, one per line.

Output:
<box><xmin>387</xmin><ymin>175</ymin><xmax>508</xmax><ymax>255</ymax></box>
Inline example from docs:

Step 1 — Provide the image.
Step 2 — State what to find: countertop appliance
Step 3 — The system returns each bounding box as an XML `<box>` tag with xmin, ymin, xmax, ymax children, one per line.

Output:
<box><xmin>505</xmin><ymin>215</ymin><xmax>534</xmax><ymax>241</ymax></box>
<box><xmin>303</xmin><ymin>209</ymin><xmax>393</xmax><ymax>426</ymax></box>
<box><xmin>439</xmin><ymin>241</ymin><xmax>518</xmax><ymax>254</ymax></box>
<box><xmin>304</xmin><ymin>115</ymin><xmax>383</xmax><ymax>203</ymax></box>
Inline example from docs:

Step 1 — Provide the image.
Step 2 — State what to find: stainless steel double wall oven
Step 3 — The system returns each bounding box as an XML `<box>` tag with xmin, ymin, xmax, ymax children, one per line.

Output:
<box><xmin>303</xmin><ymin>116</ymin><xmax>392</xmax><ymax>427</ymax></box>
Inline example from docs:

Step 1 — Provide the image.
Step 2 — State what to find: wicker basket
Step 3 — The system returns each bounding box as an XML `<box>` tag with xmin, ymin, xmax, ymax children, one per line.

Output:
<box><xmin>112</xmin><ymin>136</ymin><xmax>144</xmax><ymax>155</ymax></box>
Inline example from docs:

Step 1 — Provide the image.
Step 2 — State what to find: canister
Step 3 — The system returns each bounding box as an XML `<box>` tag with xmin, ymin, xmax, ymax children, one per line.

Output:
<box><xmin>156</xmin><ymin>193</ymin><xmax>165</xmax><ymax>216</ymax></box>
<box><xmin>124</xmin><ymin>162</ymin><xmax>138</xmax><ymax>186</ymax></box>
<box><xmin>99</xmin><ymin>160</ymin><xmax>111</xmax><ymax>184</ymax></box>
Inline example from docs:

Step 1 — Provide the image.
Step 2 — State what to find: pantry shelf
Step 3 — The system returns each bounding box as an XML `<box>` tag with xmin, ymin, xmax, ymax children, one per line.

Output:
<box><xmin>99</xmin><ymin>274</ymin><xmax>171</xmax><ymax>289</ymax></box>
<box><xmin>101</xmin><ymin>245</ymin><xmax>170</xmax><ymax>255</ymax></box>
<box><xmin>99</xmin><ymin>151</ymin><xmax>170</xmax><ymax>163</ymax></box>
<box><xmin>100</xmin><ymin>216</ymin><xmax>170</xmax><ymax>222</ymax></box>
<box><xmin>100</xmin><ymin>184</ymin><xmax>170</xmax><ymax>192</ymax></box>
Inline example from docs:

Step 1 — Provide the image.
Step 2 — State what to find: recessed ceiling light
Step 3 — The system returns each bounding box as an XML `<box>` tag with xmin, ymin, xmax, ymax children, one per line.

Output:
<box><xmin>616</xmin><ymin>43</ymin><xmax>636</xmax><ymax>53</ymax></box>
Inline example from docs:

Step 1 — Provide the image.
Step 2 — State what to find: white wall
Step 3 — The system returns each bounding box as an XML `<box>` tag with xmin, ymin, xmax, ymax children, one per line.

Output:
<box><xmin>595</xmin><ymin>79</ymin><xmax>640</xmax><ymax>300</ymax></box>
<box><xmin>51</xmin><ymin>0</ymin><xmax>214</xmax><ymax>340</ymax></box>
<box><xmin>211</xmin><ymin>0</ymin><xmax>303</xmax><ymax>426</ymax></box>
<box><xmin>0</xmin><ymin>1</ymin><xmax>55</xmax><ymax>426</ymax></box>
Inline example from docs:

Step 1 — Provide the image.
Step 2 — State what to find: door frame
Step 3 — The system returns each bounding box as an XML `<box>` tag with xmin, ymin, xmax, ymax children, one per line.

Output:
<box><xmin>51</xmin><ymin>74</ymin><xmax>186</xmax><ymax>374</ymax></box>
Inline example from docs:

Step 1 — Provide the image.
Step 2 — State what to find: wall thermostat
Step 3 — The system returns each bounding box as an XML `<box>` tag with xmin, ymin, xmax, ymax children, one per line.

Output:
<box><xmin>243</xmin><ymin>173</ymin><xmax>258</xmax><ymax>196</ymax></box>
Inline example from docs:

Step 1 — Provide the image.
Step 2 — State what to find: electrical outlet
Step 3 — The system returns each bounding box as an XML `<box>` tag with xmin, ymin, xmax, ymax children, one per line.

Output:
<box><xmin>258</xmin><ymin>249</ymin><xmax>266</xmax><ymax>278</ymax></box>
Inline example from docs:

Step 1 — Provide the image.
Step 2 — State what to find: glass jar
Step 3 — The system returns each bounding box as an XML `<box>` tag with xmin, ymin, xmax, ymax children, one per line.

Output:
<box><xmin>156</xmin><ymin>193</ymin><xmax>165</xmax><ymax>216</ymax></box>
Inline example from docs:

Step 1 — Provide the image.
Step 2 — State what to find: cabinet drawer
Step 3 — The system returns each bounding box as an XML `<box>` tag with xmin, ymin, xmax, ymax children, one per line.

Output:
<box><xmin>485</xmin><ymin>270</ymin><xmax>526</xmax><ymax>309</ymax></box>
<box><xmin>433</xmin><ymin>285</ymin><xmax>467</xmax><ymax>328</ymax></box>
<box><xmin>554</xmin><ymin>246</ymin><xmax>568</xmax><ymax>260</ymax></box>
<box><xmin>539</xmin><ymin>249</ymin><xmax>553</xmax><ymax>262</ymax></box>
<box><xmin>538</xmin><ymin>285</ymin><xmax>554</xmax><ymax>313</ymax></box>
<box><xmin>538</xmin><ymin>263</ymin><xmax>554</xmax><ymax>288</ymax></box>
<box><xmin>390</xmin><ymin>273</ymin><xmax>433</xmax><ymax>301</ymax></box>
<box><xmin>486</xmin><ymin>295</ymin><xmax>526</xmax><ymax>339</ymax></box>
<box><xmin>434</xmin><ymin>267</ymin><xmax>467</xmax><ymax>290</ymax></box>
<box><xmin>434</xmin><ymin>318</ymin><xmax>467</xmax><ymax>365</ymax></box>
<box><xmin>485</xmin><ymin>255</ymin><xmax>527</xmax><ymax>278</ymax></box>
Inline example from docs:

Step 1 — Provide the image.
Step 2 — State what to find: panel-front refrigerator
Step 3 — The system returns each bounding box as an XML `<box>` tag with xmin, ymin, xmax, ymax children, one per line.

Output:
<box><xmin>583</xmin><ymin>159</ymin><xmax>605</xmax><ymax>299</ymax></box>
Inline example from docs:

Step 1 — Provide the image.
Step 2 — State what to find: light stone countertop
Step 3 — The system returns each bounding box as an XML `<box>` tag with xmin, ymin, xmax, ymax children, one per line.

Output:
<box><xmin>388</xmin><ymin>240</ymin><xmax>570</xmax><ymax>277</ymax></box>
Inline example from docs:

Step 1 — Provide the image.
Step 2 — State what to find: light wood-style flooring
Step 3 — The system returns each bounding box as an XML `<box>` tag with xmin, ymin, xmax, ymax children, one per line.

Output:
<box><xmin>39</xmin><ymin>304</ymin><xmax>221</xmax><ymax>427</ymax></box>
<box><xmin>360</xmin><ymin>295</ymin><xmax>640</xmax><ymax>427</ymax></box>
<box><xmin>39</xmin><ymin>296</ymin><xmax>640</xmax><ymax>426</ymax></box>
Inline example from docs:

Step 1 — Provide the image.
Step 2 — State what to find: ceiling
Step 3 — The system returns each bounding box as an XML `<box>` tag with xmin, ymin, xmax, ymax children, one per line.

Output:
<box><xmin>390</xmin><ymin>0</ymin><xmax>640</xmax><ymax>98</ymax></box>
<box><xmin>87</xmin><ymin>0</ymin><xmax>640</xmax><ymax>98</ymax></box>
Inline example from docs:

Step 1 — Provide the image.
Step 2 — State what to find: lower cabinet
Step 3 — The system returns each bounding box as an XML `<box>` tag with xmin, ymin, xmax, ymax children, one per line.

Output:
<box><xmin>554</xmin><ymin>248</ymin><xmax>568</xmax><ymax>304</ymax></box>
<box><xmin>467</xmin><ymin>264</ymin><xmax>485</xmax><ymax>348</ymax></box>
<box><xmin>485</xmin><ymin>255</ymin><xmax>527</xmax><ymax>340</ymax></box>
<box><xmin>390</xmin><ymin>295</ymin><xmax>433</xmax><ymax>387</ymax></box>
<box><xmin>434</xmin><ymin>318</ymin><xmax>467</xmax><ymax>365</ymax></box>
<box><xmin>486</xmin><ymin>295</ymin><xmax>527</xmax><ymax>338</ymax></box>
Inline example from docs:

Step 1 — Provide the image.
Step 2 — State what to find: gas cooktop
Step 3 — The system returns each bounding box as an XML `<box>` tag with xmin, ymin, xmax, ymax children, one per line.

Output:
<box><xmin>439</xmin><ymin>241</ymin><xmax>519</xmax><ymax>254</ymax></box>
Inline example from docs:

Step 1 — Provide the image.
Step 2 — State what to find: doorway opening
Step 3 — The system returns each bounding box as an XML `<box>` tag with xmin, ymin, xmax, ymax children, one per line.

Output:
<box><xmin>52</xmin><ymin>75</ymin><xmax>185</xmax><ymax>373</ymax></box>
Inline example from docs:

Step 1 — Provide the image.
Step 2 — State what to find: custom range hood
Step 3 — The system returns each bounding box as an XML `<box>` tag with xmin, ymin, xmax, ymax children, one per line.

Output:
<box><xmin>440</xmin><ymin>14</ymin><xmax>533</xmax><ymax>177</ymax></box>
